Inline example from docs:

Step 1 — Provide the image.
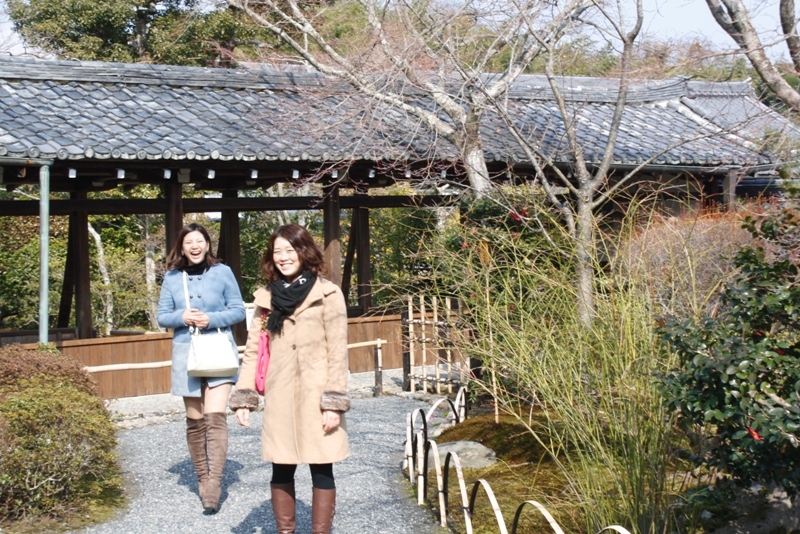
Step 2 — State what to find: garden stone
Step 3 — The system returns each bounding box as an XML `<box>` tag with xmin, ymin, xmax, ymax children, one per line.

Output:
<box><xmin>431</xmin><ymin>441</ymin><xmax>496</xmax><ymax>470</ymax></box>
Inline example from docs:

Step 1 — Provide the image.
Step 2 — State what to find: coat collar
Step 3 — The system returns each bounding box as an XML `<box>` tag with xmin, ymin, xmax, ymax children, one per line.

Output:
<box><xmin>252</xmin><ymin>278</ymin><xmax>337</xmax><ymax>318</ymax></box>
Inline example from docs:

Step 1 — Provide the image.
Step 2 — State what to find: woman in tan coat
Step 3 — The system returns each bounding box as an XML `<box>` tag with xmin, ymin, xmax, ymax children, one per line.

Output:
<box><xmin>229</xmin><ymin>224</ymin><xmax>350</xmax><ymax>534</ymax></box>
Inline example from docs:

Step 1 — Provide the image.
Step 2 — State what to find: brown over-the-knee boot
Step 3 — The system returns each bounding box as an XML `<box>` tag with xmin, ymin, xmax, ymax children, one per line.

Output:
<box><xmin>203</xmin><ymin>412</ymin><xmax>228</xmax><ymax>513</ymax></box>
<box><xmin>185</xmin><ymin>417</ymin><xmax>209</xmax><ymax>503</ymax></box>
<box><xmin>271</xmin><ymin>483</ymin><xmax>296</xmax><ymax>533</ymax></box>
<box><xmin>311</xmin><ymin>488</ymin><xmax>336</xmax><ymax>534</ymax></box>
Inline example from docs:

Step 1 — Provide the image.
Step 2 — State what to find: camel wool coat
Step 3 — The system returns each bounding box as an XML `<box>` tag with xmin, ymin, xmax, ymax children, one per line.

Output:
<box><xmin>230</xmin><ymin>277</ymin><xmax>351</xmax><ymax>465</ymax></box>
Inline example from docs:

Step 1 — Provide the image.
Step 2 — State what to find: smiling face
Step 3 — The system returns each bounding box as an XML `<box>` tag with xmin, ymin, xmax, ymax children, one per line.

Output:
<box><xmin>182</xmin><ymin>230</ymin><xmax>209</xmax><ymax>265</ymax></box>
<box><xmin>272</xmin><ymin>236</ymin><xmax>303</xmax><ymax>281</ymax></box>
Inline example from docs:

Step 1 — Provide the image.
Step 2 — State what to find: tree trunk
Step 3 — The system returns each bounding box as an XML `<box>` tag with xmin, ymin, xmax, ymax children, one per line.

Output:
<box><xmin>575</xmin><ymin>198</ymin><xmax>595</xmax><ymax>326</ymax></box>
<box><xmin>143</xmin><ymin>215</ymin><xmax>159</xmax><ymax>331</ymax></box>
<box><xmin>463</xmin><ymin>143</ymin><xmax>492</xmax><ymax>197</ymax></box>
<box><xmin>88</xmin><ymin>223</ymin><xmax>114</xmax><ymax>336</ymax></box>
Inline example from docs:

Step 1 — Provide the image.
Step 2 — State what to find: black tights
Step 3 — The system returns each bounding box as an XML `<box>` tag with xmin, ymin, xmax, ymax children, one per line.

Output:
<box><xmin>271</xmin><ymin>463</ymin><xmax>335</xmax><ymax>490</ymax></box>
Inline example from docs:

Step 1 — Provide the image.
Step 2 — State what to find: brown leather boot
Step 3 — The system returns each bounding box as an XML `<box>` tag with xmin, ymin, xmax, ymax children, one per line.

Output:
<box><xmin>311</xmin><ymin>488</ymin><xmax>336</xmax><ymax>534</ymax></box>
<box><xmin>271</xmin><ymin>483</ymin><xmax>296</xmax><ymax>533</ymax></box>
<box><xmin>202</xmin><ymin>412</ymin><xmax>228</xmax><ymax>513</ymax></box>
<box><xmin>185</xmin><ymin>417</ymin><xmax>208</xmax><ymax>502</ymax></box>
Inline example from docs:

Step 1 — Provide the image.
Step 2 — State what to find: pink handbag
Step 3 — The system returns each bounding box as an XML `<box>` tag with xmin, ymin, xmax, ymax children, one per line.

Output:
<box><xmin>255</xmin><ymin>309</ymin><xmax>270</xmax><ymax>395</ymax></box>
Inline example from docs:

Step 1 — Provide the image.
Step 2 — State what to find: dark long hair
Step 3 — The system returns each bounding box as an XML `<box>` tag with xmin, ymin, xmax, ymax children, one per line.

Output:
<box><xmin>166</xmin><ymin>223</ymin><xmax>221</xmax><ymax>271</ymax></box>
<box><xmin>262</xmin><ymin>224</ymin><xmax>327</xmax><ymax>283</ymax></box>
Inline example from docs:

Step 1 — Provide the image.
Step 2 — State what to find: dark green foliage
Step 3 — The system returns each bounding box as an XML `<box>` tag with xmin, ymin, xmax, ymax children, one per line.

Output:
<box><xmin>6</xmin><ymin>0</ymin><xmax>272</xmax><ymax>66</ymax></box>
<box><xmin>658</xmin><ymin>204</ymin><xmax>800</xmax><ymax>494</ymax></box>
<box><xmin>0</xmin><ymin>345</ymin><xmax>120</xmax><ymax>520</ymax></box>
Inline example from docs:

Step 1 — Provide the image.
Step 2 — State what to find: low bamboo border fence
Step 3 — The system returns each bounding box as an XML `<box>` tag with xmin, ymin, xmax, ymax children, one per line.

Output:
<box><xmin>406</xmin><ymin>386</ymin><xmax>633</xmax><ymax>534</ymax></box>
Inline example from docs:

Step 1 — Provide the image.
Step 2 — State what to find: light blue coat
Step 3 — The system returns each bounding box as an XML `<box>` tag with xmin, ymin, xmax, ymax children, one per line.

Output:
<box><xmin>157</xmin><ymin>263</ymin><xmax>246</xmax><ymax>397</ymax></box>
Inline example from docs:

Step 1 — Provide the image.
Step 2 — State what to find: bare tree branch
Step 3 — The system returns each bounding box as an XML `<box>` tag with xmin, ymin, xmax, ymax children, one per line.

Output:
<box><xmin>705</xmin><ymin>0</ymin><xmax>800</xmax><ymax>112</ymax></box>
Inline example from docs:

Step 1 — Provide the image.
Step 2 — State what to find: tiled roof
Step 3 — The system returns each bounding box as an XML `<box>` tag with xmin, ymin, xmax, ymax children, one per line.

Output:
<box><xmin>0</xmin><ymin>56</ymin><xmax>787</xmax><ymax>168</ymax></box>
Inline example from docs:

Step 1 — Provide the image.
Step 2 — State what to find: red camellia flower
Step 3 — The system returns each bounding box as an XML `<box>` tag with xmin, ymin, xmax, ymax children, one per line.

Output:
<box><xmin>747</xmin><ymin>427</ymin><xmax>763</xmax><ymax>441</ymax></box>
<box><xmin>461</xmin><ymin>241</ymin><xmax>468</xmax><ymax>249</ymax></box>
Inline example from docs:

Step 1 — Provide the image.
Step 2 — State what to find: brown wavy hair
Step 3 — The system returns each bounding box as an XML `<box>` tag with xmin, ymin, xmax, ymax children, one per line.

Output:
<box><xmin>166</xmin><ymin>223</ymin><xmax>221</xmax><ymax>271</ymax></box>
<box><xmin>262</xmin><ymin>224</ymin><xmax>327</xmax><ymax>283</ymax></box>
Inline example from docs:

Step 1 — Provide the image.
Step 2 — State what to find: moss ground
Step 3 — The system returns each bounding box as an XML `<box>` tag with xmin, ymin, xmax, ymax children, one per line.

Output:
<box><xmin>431</xmin><ymin>408</ymin><xmax>583</xmax><ymax>533</ymax></box>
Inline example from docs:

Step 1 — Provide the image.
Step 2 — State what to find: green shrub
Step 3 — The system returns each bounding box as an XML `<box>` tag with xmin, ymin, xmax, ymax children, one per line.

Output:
<box><xmin>0</xmin><ymin>345</ymin><xmax>120</xmax><ymax>520</ymax></box>
<box><xmin>658</xmin><ymin>202</ymin><xmax>800</xmax><ymax>495</ymax></box>
<box><xmin>0</xmin><ymin>344</ymin><xmax>97</xmax><ymax>398</ymax></box>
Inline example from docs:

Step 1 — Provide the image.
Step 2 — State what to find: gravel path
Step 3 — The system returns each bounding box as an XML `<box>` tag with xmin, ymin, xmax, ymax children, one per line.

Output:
<box><xmin>81</xmin><ymin>373</ymin><xmax>444</xmax><ymax>533</ymax></box>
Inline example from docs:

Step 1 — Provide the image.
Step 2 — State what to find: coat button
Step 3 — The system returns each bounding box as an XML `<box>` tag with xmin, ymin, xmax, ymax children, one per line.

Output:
<box><xmin>190</xmin><ymin>295</ymin><xmax>193</xmax><ymax>298</ymax></box>
<box><xmin>198</xmin><ymin>276</ymin><xmax>202</xmax><ymax>280</ymax></box>
<box><xmin>197</xmin><ymin>294</ymin><xmax>202</xmax><ymax>298</ymax></box>
<box><xmin>189</xmin><ymin>276</ymin><xmax>193</xmax><ymax>280</ymax></box>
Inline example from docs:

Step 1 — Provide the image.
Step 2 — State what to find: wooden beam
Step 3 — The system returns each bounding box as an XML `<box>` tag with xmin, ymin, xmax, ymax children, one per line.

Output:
<box><xmin>0</xmin><ymin>195</ymin><xmax>449</xmax><ymax>216</ymax></box>
<box><xmin>323</xmin><ymin>184</ymin><xmax>342</xmax><ymax>287</ymax></box>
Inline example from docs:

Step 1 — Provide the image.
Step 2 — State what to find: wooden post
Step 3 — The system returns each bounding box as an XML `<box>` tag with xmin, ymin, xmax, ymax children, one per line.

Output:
<box><xmin>323</xmin><ymin>183</ymin><xmax>342</xmax><ymax>287</ymax></box>
<box><xmin>723</xmin><ymin>170</ymin><xmax>739</xmax><ymax>213</ymax></box>
<box><xmin>374</xmin><ymin>341</ymin><xmax>383</xmax><ymax>396</ymax></box>
<box><xmin>57</xmin><ymin>196</ymin><xmax>81</xmax><ymax>328</ymax></box>
<box><xmin>402</xmin><ymin>312</ymin><xmax>411</xmax><ymax>392</ymax></box>
<box><xmin>433</xmin><ymin>296</ymin><xmax>441</xmax><ymax>394</ymax></box>
<box><xmin>74</xmin><ymin>206</ymin><xmax>92</xmax><ymax>339</ymax></box>
<box><xmin>445</xmin><ymin>297</ymin><xmax>455</xmax><ymax>392</ymax></box>
<box><xmin>420</xmin><ymin>296</ymin><xmax>427</xmax><ymax>393</ymax></box>
<box><xmin>164</xmin><ymin>182</ymin><xmax>183</xmax><ymax>253</ymax></box>
<box><xmin>219</xmin><ymin>189</ymin><xmax>246</xmax><ymax>346</ymax></box>
<box><xmin>408</xmin><ymin>296</ymin><xmax>416</xmax><ymax>393</ymax></box>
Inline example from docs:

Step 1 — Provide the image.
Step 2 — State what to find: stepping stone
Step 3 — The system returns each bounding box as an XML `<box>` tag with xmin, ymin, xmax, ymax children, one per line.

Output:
<box><xmin>431</xmin><ymin>440</ymin><xmax>496</xmax><ymax>470</ymax></box>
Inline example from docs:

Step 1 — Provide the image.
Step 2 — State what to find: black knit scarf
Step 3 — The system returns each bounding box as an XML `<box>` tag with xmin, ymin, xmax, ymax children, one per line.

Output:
<box><xmin>182</xmin><ymin>259</ymin><xmax>209</xmax><ymax>275</ymax></box>
<box><xmin>267</xmin><ymin>270</ymin><xmax>317</xmax><ymax>334</ymax></box>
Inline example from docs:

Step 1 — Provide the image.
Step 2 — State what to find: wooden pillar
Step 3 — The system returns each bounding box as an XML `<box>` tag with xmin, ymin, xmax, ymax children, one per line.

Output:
<box><xmin>73</xmin><ymin>204</ymin><xmax>92</xmax><ymax>339</ymax></box>
<box><xmin>218</xmin><ymin>189</ymin><xmax>247</xmax><ymax>345</ymax></box>
<box><xmin>356</xmin><ymin>205</ymin><xmax>372</xmax><ymax>312</ymax></box>
<box><xmin>57</xmin><ymin>193</ymin><xmax>83</xmax><ymax>328</ymax></box>
<box><xmin>323</xmin><ymin>183</ymin><xmax>342</xmax><ymax>287</ymax></box>
<box><xmin>722</xmin><ymin>170</ymin><xmax>739</xmax><ymax>212</ymax></box>
<box><xmin>164</xmin><ymin>182</ymin><xmax>184</xmax><ymax>253</ymax></box>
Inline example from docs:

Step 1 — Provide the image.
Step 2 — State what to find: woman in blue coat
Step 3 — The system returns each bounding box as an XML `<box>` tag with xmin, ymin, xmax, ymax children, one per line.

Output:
<box><xmin>157</xmin><ymin>222</ymin><xmax>245</xmax><ymax>513</ymax></box>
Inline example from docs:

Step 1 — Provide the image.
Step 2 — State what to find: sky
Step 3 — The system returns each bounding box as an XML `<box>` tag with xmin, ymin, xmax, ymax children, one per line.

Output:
<box><xmin>0</xmin><ymin>0</ymin><xmax>790</xmax><ymax>56</ymax></box>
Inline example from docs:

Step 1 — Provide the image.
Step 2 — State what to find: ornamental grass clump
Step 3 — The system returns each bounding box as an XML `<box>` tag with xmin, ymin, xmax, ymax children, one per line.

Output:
<box><xmin>0</xmin><ymin>344</ymin><xmax>121</xmax><ymax>520</ymax></box>
<box><xmin>408</xmin><ymin>190</ymin><xmax>731</xmax><ymax>532</ymax></box>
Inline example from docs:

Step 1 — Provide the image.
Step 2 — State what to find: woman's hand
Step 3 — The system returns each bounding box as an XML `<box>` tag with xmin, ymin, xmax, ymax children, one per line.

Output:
<box><xmin>182</xmin><ymin>309</ymin><xmax>210</xmax><ymax>328</ymax></box>
<box><xmin>192</xmin><ymin>312</ymin><xmax>210</xmax><ymax>329</ymax></box>
<box><xmin>322</xmin><ymin>410</ymin><xmax>341</xmax><ymax>433</ymax></box>
<box><xmin>235</xmin><ymin>408</ymin><xmax>251</xmax><ymax>428</ymax></box>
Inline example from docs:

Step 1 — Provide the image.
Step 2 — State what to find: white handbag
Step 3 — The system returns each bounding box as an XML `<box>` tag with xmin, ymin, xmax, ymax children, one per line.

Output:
<box><xmin>183</xmin><ymin>272</ymin><xmax>240</xmax><ymax>378</ymax></box>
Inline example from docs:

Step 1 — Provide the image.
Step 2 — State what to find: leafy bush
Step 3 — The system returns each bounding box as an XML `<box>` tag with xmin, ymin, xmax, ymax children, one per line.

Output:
<box><xmin>659</xmin><ymin>203</ymin><xmax>800</xmax><ymax>494</ymax></box>
<box><xmin>0</xmin><ymin>345</ymin><xmax>120</xmax><ymax>520</ymax></box>
<box><xmin>0</xmin><ymin>344</ymin><xmax>97</xmax><ymax>397</ymax></box>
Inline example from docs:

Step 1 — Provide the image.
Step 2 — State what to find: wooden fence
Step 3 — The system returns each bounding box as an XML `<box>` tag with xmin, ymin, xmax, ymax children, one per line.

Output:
<box><xmin>17</xmin><ymin>315</ymin><xmax>406</xmax><ymax>399</ymax></box>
